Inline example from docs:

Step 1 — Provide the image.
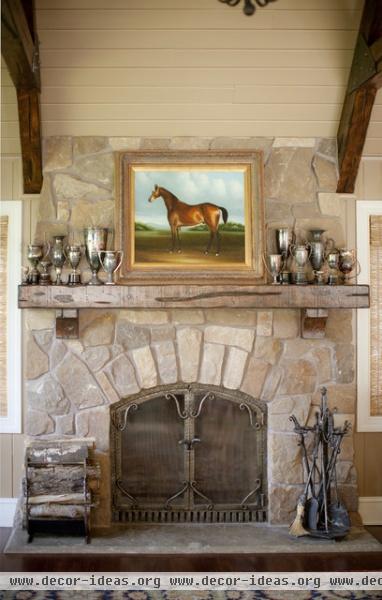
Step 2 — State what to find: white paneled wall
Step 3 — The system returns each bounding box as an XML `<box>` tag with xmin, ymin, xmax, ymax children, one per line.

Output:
<box><xmin>34</xmin><ymin>0</ymin><xmax>381</xmax><ymax>140</ymax></box>
<box><xmin>1</xmin><ymin>59</ymin><xmax>21</xmax><ymax>156</ymax></box>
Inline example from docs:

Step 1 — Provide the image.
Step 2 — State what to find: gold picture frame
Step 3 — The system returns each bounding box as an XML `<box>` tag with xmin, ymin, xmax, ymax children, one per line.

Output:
<box><xmin>115</xmin><ymin>150</ymin><xmax>265</xmax><ymax>284</ymax></box>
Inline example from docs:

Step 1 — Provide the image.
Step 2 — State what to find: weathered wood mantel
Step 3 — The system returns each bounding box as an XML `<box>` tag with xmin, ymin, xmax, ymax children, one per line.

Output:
<box><xmin>18</xmin><ymin>284</ymin><xmax>370</xmax><ymax>340</ymax></box>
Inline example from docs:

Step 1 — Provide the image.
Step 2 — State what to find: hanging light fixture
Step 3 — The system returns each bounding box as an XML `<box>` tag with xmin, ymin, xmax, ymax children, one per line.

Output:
<box><xmin>218</xmin><ymin>0</ymin><xmax>278</xmax><ymax>16</ymax></box>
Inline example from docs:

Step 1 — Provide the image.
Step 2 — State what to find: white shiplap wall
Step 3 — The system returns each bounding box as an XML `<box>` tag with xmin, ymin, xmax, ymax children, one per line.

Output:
<box><xmin>34</xmin><ymin>0</ymin><xmax>382</xmax><ymax>142</ymax></box>
<box><xmin>1</xmin><ymin>59</ymin><xmax>21</xmax><ymax>156</ymax></box>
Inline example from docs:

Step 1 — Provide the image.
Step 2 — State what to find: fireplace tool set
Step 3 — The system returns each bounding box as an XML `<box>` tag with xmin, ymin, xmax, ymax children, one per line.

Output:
<box><xmin>23</xmin><ymin>227</ymin><xmax>123</xmax><ymax>286</ymax></box>
<box><xmin>289</xmin><ymin>387</ymin><xmax>351</xmax><ymax>539</ymax></box>
<box><xmin>264</xmin><ymin>227</ymin><xmax>360</xmax><ymax>285</ymax></box>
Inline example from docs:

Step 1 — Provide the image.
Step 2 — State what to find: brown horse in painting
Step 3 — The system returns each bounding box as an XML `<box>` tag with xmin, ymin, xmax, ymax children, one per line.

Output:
<box><xmin>148</xmin><ymin>185</ymin><xmax>228</xmax><ymax>255</ymax></box>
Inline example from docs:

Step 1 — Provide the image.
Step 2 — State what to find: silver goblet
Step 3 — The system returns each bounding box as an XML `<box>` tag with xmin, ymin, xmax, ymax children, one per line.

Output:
<box><xmin>27</xmin><ymin>244</ymin><xmax>44</xmax><ymax>285</ymax></box>
<box><xmin>98</xmin><ymin>250</ymin><xmax>123</xmax><ymax>285</ymax></box>
<box><xmin>263</xmin><ymin>254</ymin><xmax>283</xmax><ymax>285</ymax></box>
<box><xmin>51</xmin><ymin>235</ymin><xmax>67</xmax><ymax>285</ymax></box>
<box><xmin>65</xmin><ymin>244</ymin><xmax>83</xmax><ymax>285</ymax></box>
<box><xmin>290</xmin><ymin>243</ymin><xmax>311</xmax><ymax>285</ymax></box>
<box><xmin>327</xmin><ymin>250</ymin><xmax>340</xmax><ymax>286</ymax></box>
<box><xmin>84</xmin><ymin>227</ymin><xmax>108</xmax><ymax>285</ymax></box>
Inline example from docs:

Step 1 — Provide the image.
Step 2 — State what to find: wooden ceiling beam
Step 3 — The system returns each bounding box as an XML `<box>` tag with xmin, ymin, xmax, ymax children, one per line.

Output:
<box><xmin>1</xmin><ymin>0</ymin><xmax>42</xmax><ymax>193</ymax></box>
<box><xmin>337</xmin><ymin>0</ymin><xmax>382</xmax><ymax>194</ymax></box>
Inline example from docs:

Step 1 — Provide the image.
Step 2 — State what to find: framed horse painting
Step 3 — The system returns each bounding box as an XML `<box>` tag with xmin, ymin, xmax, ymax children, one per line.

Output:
<box><xmin>115</xmin><ymin>150</ymin><xmax>265</xmax><ymax>284</ymax></box>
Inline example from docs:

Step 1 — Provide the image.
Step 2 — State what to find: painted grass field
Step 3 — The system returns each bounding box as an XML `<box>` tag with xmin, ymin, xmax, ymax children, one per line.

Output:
<box><xmin>135</xmin><ymin>229</ymin><xmax>246</xmax><ymax>266</ymax></box>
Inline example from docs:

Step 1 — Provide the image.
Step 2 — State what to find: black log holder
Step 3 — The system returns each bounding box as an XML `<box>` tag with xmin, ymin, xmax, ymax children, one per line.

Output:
<box><xmin>289</xmin><ymin>387</ymin><xmax>351</xmax><ymax>539</ymax></box>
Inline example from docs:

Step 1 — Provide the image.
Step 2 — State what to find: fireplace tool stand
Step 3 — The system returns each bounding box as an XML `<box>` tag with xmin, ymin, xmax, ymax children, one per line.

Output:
<box><xmin>289</xmin><ymin>387</ymin><xmax>351</xmax><ymax>539</ymax></box>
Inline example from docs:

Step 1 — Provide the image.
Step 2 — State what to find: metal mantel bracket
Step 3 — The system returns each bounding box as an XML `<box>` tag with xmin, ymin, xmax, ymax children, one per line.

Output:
<box><xmin>301</xmin><ymin>309</ymin><xmax>329</xmax><ymax>339</ymax></box>
<box><xmin>55</xmin><ymin>309</ymin><xmax>79</xmax><ymax>339</ymax></box>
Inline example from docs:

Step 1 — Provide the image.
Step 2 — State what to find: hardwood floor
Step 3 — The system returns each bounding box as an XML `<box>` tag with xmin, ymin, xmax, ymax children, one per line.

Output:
<box><xmin>0</xmin><ymin>527</ymin><xmax>381</xmax><ymax>572</ymax></box>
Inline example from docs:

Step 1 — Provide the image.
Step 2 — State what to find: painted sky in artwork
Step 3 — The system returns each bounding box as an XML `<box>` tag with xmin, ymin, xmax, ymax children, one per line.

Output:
<box><xmin>134</xmin><ymin>169</ymin><xmax>246</xmax><ymax>228</ymax></box>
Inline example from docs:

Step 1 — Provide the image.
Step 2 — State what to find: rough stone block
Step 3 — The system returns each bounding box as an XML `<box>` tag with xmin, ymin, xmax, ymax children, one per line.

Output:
<box><xmin>95</xmin><ymin>371</ymin><xmax>121</xmax><ymax>405</ymax></box>
<box><xmin>335</xmin><ymin>343</ymin><xmax>355</xmax><ymax>384</ymax></box>
<box><xmin>57</xmin><ymin>200</ymin><xmax>70</xmax><ymax>222</ymax></box>
<box><xmin>204</xmin><ymin>308</ymin><xmax>256</xmax><ymax>327</ymax></box>
<box><xmin>38</xmin><ymin>177</ymin><xmax>56</xmax><ymax>221</ymax></box>
<box><xmin>254</xmin><ymin>337</ymin><xmax>282</xmax><ymax>365</ymax></box>
<box><xmin>204</xmin><ymin>325</ymin><xmax>254</xmax><ymax>352</ymax></box>
<box><xmin>309</xmin><ymin>346</ymin><xmax>333</xmax><ymax>384</ymax></box>
<box><xmin>312</xmin><ymin>384</ymin><xmax>356</xmax><ymax>414</ymax></box>
<box><xmin>55</xmin><ymin>353</ymin><xmax>105</xmax><ymax>409</ymax></box>
<box><xmin>107</xmin><ymin>354</ymin><xmax>140</xmax><ymax>397</ymax></box>
<box><xmin>223</xmin><ymin>347</ymin><xmax>248</xmax><ymax>389</ymax></box>
<box><xmin>326</xmin><ymin>309</ymin><xmax>353</xmax><ymax>343</ymax></box>
<box><xmin>28</xmin><ymin>376</ymin><xmax>69</xmax><ymax>416</ymax></box>
<box><xmin>140</xmin><ymin>138</ymin><xmax>171</xmax><ymax>150</ymax></box>
<box><xmin>26</xmin><ymin>310</ymin><xmax>55</xmax><ymax>331</ymax></box>
<box><xmin>26</xmin><ymin>410</ymin><xmax>54</xmax><ymax>436</ymax></box>
<box><xmin>256</xmin><ymin>311</ymin><xmax>273</xmax><ymax>337</ymax></box>
<box><xmin>265</xmin><ymin>199</ymin><xmax>293</xmax><ymax>223</ymax></box>
<box><xmin>169</xmin><ymin>137</ymin><xmax>212</xmax><ymax>150</ymax></box>
<box><xmin>109</xmin><ymin>137</ymin><xmax>141</xmax><ymax>151</ymax></box>
<box><xmin>269</xmin><ymin>395</ymin><xmax>311</xmax><ymax>432</ymax></box>
<box><xmin>273</xmin><ymin>309</ymin><xmax>300</xmax><ymax>339</ymax></box>
<box><xmin>50</xmin><ymin>340</ymin><xmax>67</xmax><ymax>369</ymax></box>
<box><xmin>265</xmin><ymin>147</ymin><xmax>316</xmax><ymax>204</ymax></box>
<box><xmin>26</xmin><ymin>335</ymin><xmax>49</xmax><ymax>380</ymax></box>
<box><xmin>152</xmin><ymin>341</ymin><xmax>178</xmax><ymax>385</ymax></box>
<box><xmin>81</xmin><ymin>313</ymin><xmax>115</xmax><ymax>347</ymax></box>
<box><xmin>313</xmin><ymin>154</ymin><xmax>338</xmax><ymax>191</ymax></box>
<box><xmin>72</xmin><ymin>152</ymin><xmax>114</xmax><ymax>190</ymax></box>
<box><xmin>70</xmin><ymin>200</ymin><xmax>114</xmax><ymax>230</ymax></box>
<box><xmin>150</xmin><ymin>325</ymin><xmax>176</xmax><ymax>342</ymax></box>
<box><xmin>279</xmin><ymin>360</ymin><xmax>317</xmax><ymax>395</ymax></box>
<box><xmin>115</xmin><ymin>321</ymin><xmax>150</xmax><ymax>350</ymax></box>
<box><xmin>131</xmin><ymin>346</ymin><xmax>158</xmax><ymax>389</ymax></box>
<box><xmin>269</xmin><ymin>433</ymin><xmax>304</xmax><ymax>484</ymax></box>
<box><xmin>83</xmin><ymin>346</ymin><xmax>111</xmax><ymax>372</ymax></box>
<box><xmin>199</xmin><ymin>343</ymin><xmax>225</xmax><ymax>386</ymax></box>
<box><xmin>75</xmin><ymin>406</ymin><xmax>110</xmax><ymax>452</ymax></box>
<box><xmin>44</xmin><ymin>136</ymin><xmax>72</xmax><ymax>171</ymax></box>
<box><xmin>73</xmin><ymin>136</ymin><xmax>109</xmax><ymax>156</ymax></box>
<box><xmin>55</xmin><ymin>414</ymin><xmax>74</xmax><ymax>435</ymax></box>
<box><xmin>171</xmin><ymin>309</ymin><xmax>205</xmax><ymax>325</ymax></box>
<box><xmin>317</xmin><ymin>138</ymin><xmax>337</xmax><ymax>159</ymax></box>
<box><xmin>273</xmin><ymin>138</ymin><xmax>315</xmax><ymax>148</ymax></box>
<box><xmin>53</xmin><ymin>173</ymin><xmax>110</xmax><ymax>201</ymax></box>
<box><xmin>240</xmin><ymin>357</ymin><xmax>270</xmax><ymax>398</ymax></box>
<box><xmin>33</xmin><ymin>330</ymin><xmax>53</xmax><ymax>354</ymax></box>
<box><xmin>121</xmin><ymin>310</ymin><xmax>169</xmax><ymax>325</ymax></box>
<box><xmin>177</xmin><ymin>327</ymin><xmax>202</xmax><ymax>383</ymax></box>
<box><xmin>268</xmin><ymin>484</ymin><xmax>303</xmax><ymax>525</ymax></box>
<box><xmin>261</xmin><ymin>366</ymin><xmax>283</xmax><ymax>401</ymax></box>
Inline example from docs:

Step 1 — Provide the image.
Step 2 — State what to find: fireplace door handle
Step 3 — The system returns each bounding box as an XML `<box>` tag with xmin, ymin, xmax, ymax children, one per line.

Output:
<box><xmin>178</xmin><ymin>437</ymin><xmax>201</xmax><ymax>451</ymax></box>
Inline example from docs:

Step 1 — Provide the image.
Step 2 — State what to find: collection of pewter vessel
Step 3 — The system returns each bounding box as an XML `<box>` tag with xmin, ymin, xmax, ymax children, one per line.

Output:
<box><xmin>264</xmin><ymin>227</ymin><xmax>360</xmax><ymax>285</ymax></box>
<box><xmin>23</xmin><ymin>227</ymin><xmax>123</xmax><ymax>286</ymax></box>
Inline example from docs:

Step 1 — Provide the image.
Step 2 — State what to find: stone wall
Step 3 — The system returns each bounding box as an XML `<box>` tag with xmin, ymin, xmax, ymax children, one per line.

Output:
<box><xmin>24</xmin><ymin>136</ymin><xmax>357</xmax><ymax>526</ymax></box>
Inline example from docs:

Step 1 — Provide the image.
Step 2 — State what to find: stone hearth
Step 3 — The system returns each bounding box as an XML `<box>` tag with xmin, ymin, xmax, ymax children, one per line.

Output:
<box><xmin>23</xmin><ymin>136</ymin><xmax>357</xmax><ymax>529</ymax></box>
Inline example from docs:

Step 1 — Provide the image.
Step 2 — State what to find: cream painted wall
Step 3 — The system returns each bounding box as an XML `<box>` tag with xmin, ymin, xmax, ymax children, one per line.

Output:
<box><xmin>33</xmin><ymin>0</ymin><xmax>382</xmax><ymax>140</ymax></box>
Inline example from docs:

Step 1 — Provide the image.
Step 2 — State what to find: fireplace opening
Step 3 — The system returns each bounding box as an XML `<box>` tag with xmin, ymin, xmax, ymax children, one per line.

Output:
<box><xmin>111</xmin><ymin>384</ymin><xmax>267</xmax><ymax>524</ymax></box>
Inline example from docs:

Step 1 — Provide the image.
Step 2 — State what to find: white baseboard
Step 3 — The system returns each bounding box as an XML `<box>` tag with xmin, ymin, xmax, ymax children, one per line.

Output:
<box><xmin>0</xmin><ymin>498</ymin><xmax>17</xmax><ymax>527</ymax></box>
<box><xmin>359</xmin><ymin>496</ymin><xmax>382</xmax><ymax>525</ymax></box>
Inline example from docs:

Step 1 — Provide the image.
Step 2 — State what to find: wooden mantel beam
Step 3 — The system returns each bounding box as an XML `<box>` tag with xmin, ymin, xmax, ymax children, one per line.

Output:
<box><xmin>337</xmin><ymin>0</ymin><xmax>382</xmax><ymax>194</ymax></box>
<box><xmin>1</xmin><ymin>0</ymin><xmax>42</xmax><ymax>194</ymax></box>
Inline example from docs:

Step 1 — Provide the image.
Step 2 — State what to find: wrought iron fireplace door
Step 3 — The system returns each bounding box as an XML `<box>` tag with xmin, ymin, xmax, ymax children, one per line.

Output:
<box><xmin>111</xmin><ymin>384</ymin><xmax>267</xmax><ymax>524</ymax></box>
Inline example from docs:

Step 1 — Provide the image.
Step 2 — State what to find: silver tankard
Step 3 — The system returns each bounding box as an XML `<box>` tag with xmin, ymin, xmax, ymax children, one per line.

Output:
<box><xmin>99</xmin><ymin>250</ymin><xmax>123</xmax><ymax>285</ymax></box>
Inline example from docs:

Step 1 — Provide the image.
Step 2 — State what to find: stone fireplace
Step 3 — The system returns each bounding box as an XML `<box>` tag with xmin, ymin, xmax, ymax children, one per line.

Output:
<box><xmin>23</xmin><ymin>135</ymin><xmax>357</xmax><ymax>529</ymax></box>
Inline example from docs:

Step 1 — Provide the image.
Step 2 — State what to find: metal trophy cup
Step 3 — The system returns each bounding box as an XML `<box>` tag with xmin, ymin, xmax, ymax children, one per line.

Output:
<box><xmin>84</xmin><ymin>227</ymin><xmax>108</xmax><ymax>285</ymax></box>
<box><xmin>309</xmin><ymin>229</ymin><xmax>334</xmax><ymax>284</ymax></box>
<box><xmin>98</xmin><ymin>250</ymin><xmax>123</xmax><ymax>285</ymax></box>
<box><xmin>51</xmin><ymin>235</ymin><xmax>67</xmax><ymax>285</ymax></box>
<box><xmin>263</xmin><ymin>254</ymin><xmax>283</xmax><ymax>285</ymax></box>
<box><xmin>275</xmin><ymin>227</ymin><xmax>294</xmax><ymax>283</ymax></box>
<box><xmin>27</xmin><ymin>244</ymin><xmax>44</xmax><ymax>285</ymax></box>
<box><xmin>290</xmin><ymin>243</ymin><xmax>311</xmax><ymax>285</ymax></box>
<box><xmin>327</xmin><ymin>250</ymin><xmax>340</xmax><ymax>286</ymax></box>
<box><xmin>66</xmin><ymin>244</ymin><xmax>83</xmax><ymax>285</ymax></box>
<box><xmin>338</xmin><ymin>248</ymin><xmax>360</xmax><ymax>284</ymax></box>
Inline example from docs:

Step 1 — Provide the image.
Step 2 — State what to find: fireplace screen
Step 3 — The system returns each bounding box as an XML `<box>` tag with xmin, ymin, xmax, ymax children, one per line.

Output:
<box><xmin>111</xmin><ymin>384</ymin><xmax>267</xmax><ymax>523</ymax></box>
